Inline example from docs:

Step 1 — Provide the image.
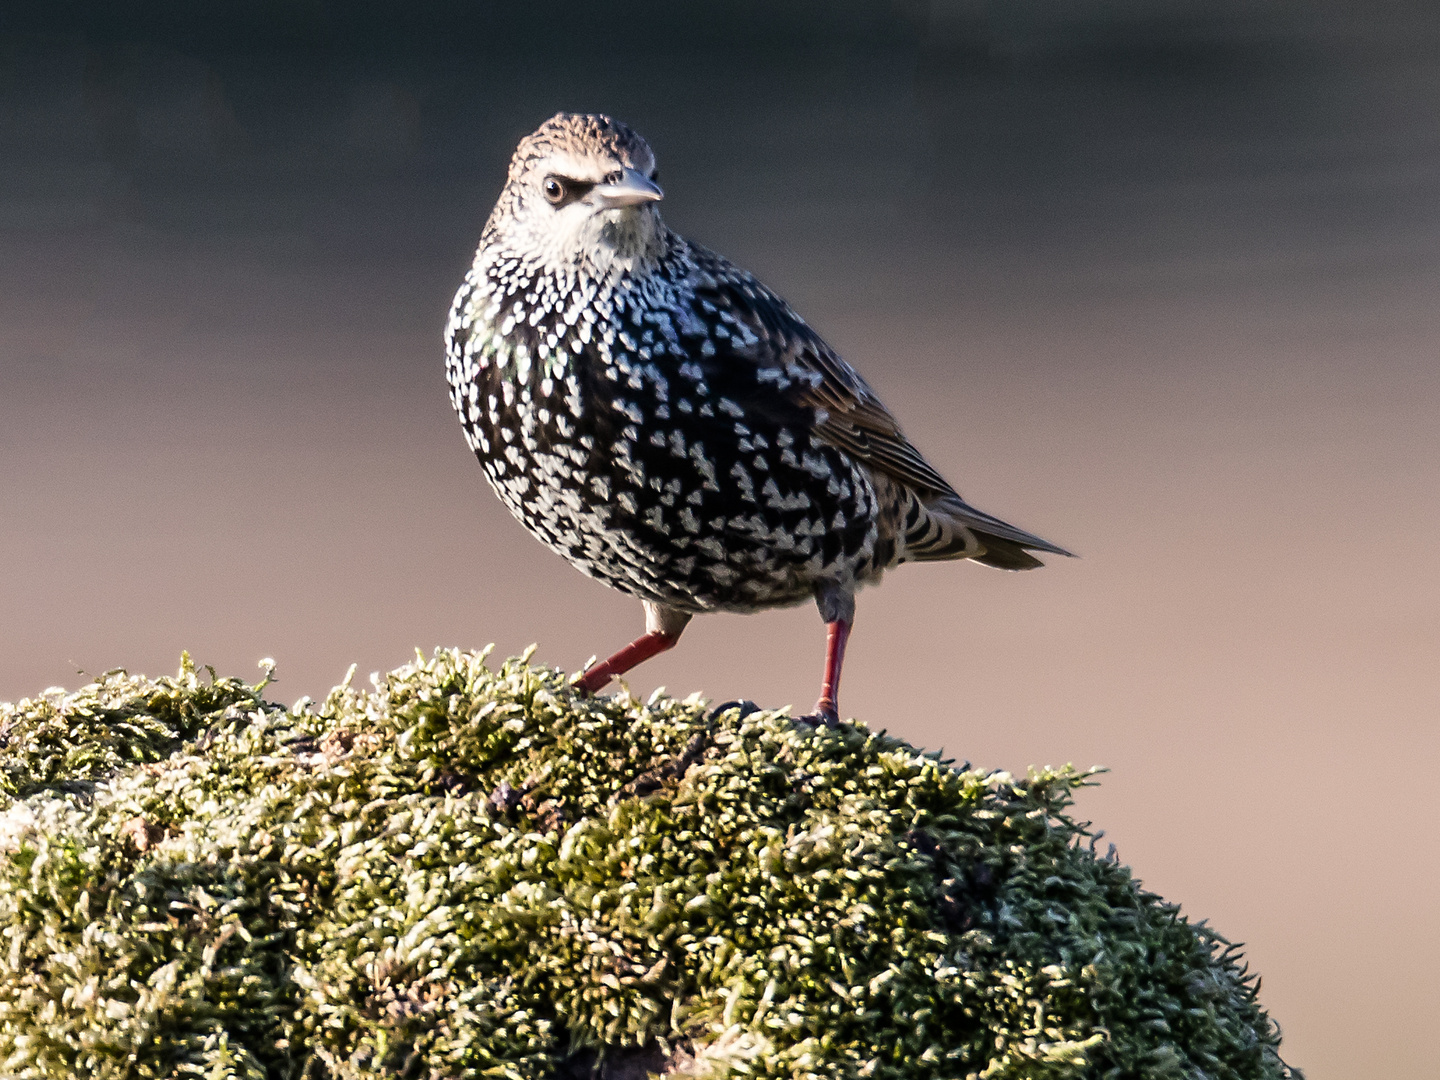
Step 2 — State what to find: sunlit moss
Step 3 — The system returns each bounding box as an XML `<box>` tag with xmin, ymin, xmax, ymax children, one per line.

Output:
<box><xmin>0</xmin><ymin>650</ymin><xmax>1300</xmax><ymax>1079</ymax></box>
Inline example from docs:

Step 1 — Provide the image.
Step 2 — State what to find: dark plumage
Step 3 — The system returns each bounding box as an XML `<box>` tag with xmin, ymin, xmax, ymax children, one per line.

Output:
<box><xmin>445</xmin><ymin>112</ymin><xmax>1070</xmax><ymax>724</ymax></box>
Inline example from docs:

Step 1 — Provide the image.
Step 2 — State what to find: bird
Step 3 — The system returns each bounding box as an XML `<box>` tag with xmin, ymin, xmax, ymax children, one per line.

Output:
<box><xmin>445</xmin><ymin>113</ymin><xmax>1070</xmax><ymax>726</ymax></box>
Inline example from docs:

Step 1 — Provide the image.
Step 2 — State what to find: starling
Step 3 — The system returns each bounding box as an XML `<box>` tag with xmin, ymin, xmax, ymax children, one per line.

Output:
<box><xmin>445</xmin><ymin>113</ymin><xmax>1070</xmax><ymax>726</ymax></box>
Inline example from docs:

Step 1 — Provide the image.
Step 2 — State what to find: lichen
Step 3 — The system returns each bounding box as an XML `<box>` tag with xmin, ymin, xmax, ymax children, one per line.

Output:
<box><xmin>0</xmin><ymin>649</ymin><xmax>1300</xmax><ymax>1079</ymax></box>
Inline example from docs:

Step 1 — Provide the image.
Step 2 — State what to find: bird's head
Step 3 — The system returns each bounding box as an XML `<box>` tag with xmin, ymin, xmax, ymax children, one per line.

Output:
<box><xmin>487</xmin><ymin>112</ymin><xmax>665</xmax><ymax>281</ymax></box>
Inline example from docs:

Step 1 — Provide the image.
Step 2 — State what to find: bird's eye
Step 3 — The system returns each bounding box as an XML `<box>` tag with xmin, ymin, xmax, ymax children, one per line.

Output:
<box><xmin>543</xmin><ymin>176</ymin><xmax>565</xmax><ymax>204</ymax></box>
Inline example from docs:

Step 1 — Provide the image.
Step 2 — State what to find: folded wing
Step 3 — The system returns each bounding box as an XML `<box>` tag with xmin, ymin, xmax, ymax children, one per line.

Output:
<box><xmin>683</xmin><ymin>246</ymin><xmax>1072</xmax><ymax>569</ymax></box>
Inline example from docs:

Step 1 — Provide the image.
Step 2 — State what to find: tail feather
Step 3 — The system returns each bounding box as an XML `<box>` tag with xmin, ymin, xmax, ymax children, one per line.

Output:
<box><xmin>901</xmin><ymin>492</ymin><xmax>1073</xmax><ymax>570</ymax></box>
<box><xmin>970</xmin><ymin>536</ymin><xmax>1046</xmax><ymax>571</ymax></box>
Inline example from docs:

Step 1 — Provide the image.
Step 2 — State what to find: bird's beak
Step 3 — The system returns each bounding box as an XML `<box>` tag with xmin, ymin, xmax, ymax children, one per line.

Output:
<box><xmin>591</xmin><ymin>167</ymin><xmax>664</xmax><ymax>209</ymax></box>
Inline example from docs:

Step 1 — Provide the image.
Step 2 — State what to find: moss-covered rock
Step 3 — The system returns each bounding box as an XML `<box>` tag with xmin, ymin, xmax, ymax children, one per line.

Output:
<box><xmin>0</xmin><ymin>649</ymin><xmax>1299</xmax><ymax>1079</ymax></box>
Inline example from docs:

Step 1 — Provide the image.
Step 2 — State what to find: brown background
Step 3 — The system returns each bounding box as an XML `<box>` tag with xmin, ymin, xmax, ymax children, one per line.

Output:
<box><xmin>2</xmin><ymin>2</ymin><xmax>1437</xmax><ymax>1074</ymax></box>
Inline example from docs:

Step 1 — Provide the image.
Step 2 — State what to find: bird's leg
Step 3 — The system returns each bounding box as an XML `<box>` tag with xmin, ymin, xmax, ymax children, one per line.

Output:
<box><xmin>803</xmin><ymin>581</ymin><xmax>856</xmax><ymax>728</ymax></box>
<box><xmin>574</xmin><ymin>634</ymin><xmax>676</xmax><ymax>694</ymax></box>
<box><xmin>575</xmin><ymin>602</ymin><xmax>692</xmax><ymax>695</ymax></box>
<box><xmin>810</xmin><ymin>618</ymin><xmax>852</xmax><ymax>727</ymax></box>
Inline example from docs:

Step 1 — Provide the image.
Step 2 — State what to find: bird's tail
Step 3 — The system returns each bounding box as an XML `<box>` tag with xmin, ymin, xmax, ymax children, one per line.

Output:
<box><xmin>899</xmin><ymin>490</ymin><xmax>1073</xmax><ymax>570</ymax></box>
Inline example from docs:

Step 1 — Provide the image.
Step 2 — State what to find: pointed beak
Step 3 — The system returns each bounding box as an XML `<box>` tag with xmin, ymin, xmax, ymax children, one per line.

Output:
<box><xmin>591</xmin><ymin>167</ymin><xmax>664</xmax><ymax>209</ymax></box>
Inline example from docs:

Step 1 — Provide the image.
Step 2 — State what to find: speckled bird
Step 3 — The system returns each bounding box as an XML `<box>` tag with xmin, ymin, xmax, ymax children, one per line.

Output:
<box><xmin>445</xmin><ymin>113</ymin><xmax>1070</xmax><ymax>725</ymax></box>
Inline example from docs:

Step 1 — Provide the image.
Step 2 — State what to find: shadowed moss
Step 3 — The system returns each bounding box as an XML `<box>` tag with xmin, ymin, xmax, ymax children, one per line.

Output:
<box><xmin>0</xmin><ymin>649</ymin><xmax>1300</xmax><ymax>1079</ymax></box>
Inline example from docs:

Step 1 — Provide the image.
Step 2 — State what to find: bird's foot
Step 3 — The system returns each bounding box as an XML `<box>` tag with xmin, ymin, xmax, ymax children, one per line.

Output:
<box><xmin>707</xmin><ymin>700</ymin><xmax>763</xmax><ymax>722</ymax></box>
<box><xmin>795</xmin><ymin>698</ymin><xmax>841</xmax><ymax>729</ymax></box>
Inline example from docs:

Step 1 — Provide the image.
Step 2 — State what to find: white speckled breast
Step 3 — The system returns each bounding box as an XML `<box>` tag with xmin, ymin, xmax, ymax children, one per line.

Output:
<box><xmin>444</xmin><ymin>232</ymin><xmax>892</xmax><ymax>614</ymax></box>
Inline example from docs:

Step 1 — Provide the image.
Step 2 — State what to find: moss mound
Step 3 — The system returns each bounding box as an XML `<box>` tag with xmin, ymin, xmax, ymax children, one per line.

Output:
<box><xmin>0</xmin><ymin>650</ymin><xmax>1299</xmax><ymax>1079</ymax></box>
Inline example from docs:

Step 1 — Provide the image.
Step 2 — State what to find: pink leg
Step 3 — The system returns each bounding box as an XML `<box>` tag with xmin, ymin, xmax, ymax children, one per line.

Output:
<box><xmin>575</xmin><ymin>602</ymin><xmax>692</xmax><ymax>695</ymax></box>
<box><xmin>811</xmin><ymin>618</ymin><xmax>851</xmax><ymax>728</ymax></box>
<box><xmin>576</xmin><ymin>630</ymin><xmax>681</xmax><ymax>693</ymax></box>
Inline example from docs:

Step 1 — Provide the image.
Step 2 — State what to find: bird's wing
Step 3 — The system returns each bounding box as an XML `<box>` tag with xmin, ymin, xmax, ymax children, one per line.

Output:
<box><xmin>676</xmin><ymin>246</ymin><xmax>1073</xmax><ymax>563</ymax></box>
<box><xmin>682</xmin><ymin>248</ymin><xmax>960</xmax><ymax>499</ymax></box>
<box><xmin>793</xmin><ymin>342</ymin><xmax>961</xmax><ymax>497</ymax></box>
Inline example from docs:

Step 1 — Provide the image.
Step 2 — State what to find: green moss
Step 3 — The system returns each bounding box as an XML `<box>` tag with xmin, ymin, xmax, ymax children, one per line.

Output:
<box><xmin>0</xmin><ymin>649</ymin><xmax>1300</xmax><ymax>1080</ymax></box>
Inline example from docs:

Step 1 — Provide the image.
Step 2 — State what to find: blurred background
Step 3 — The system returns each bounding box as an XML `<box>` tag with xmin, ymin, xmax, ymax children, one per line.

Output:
<box><xmin>2</xmin><ymin>1</ymin><xmax>1437</xmax><ymax>1073</ymax></box>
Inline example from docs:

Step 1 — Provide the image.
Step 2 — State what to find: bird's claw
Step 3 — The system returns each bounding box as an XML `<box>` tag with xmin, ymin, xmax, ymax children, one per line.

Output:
<box><xmin>707</xmin><ymin>699</ymin><xmax>762</xmax><ymax>721</ymax></box>
<box><xmin>795</xmin><ymin>699</ymin><xmax>841</xmax><ymax>729</ymax></box>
